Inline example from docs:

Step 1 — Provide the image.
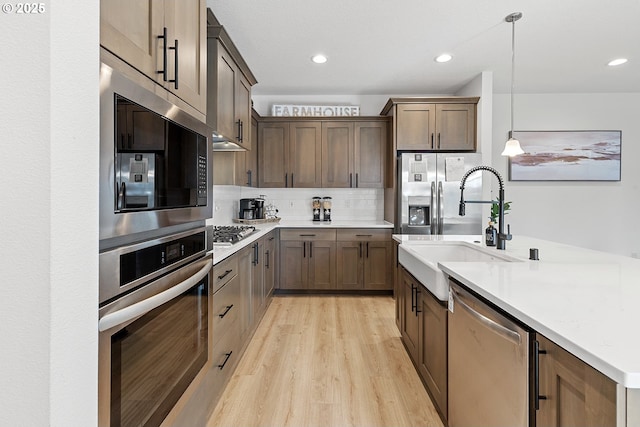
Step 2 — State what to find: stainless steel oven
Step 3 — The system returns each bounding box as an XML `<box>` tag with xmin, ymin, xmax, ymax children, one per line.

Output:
<box><xmin>100</xmin><ymin>62</ymin><xmax>213</xmax><ymax>246</ymax></box>
<box><xmin>98</xmin><ymin>227</ymin><xmax>212</xmax><ymax>427</ymax></box>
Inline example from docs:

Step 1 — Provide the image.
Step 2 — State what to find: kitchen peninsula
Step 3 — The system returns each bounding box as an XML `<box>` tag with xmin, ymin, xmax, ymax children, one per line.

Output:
<box><xmin>396</xmin><ymin>234</ymin><xmax>640</xmax><ymax>425</ymax></box>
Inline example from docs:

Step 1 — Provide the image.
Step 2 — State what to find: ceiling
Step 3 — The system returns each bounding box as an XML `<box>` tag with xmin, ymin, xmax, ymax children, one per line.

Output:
<box><xmin>206</xmin><ymin>0</ymin><xmax>639</xmax><ymax>96</ymax></box>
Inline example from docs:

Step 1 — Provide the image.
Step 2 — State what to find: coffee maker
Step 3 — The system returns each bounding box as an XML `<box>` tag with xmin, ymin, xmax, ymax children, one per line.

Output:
<box><xmin>239</xmin><ymin>198</ymin><xmax>256</xmax><ymax>220</ymax></box>
<box><xmin>254</xmin><ymin>196</ymin><xmax>265</xmax><ymax>220</ymax></box>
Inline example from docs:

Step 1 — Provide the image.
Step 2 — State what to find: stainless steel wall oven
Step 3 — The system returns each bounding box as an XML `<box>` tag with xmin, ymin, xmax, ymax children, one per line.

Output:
<box><xmin>100</xmin><ymin>62</ymin><xmax>213</xmax><ymax>246</ymax></box>
<box><xmin>98</xmin><ymin>227</ymin><xmax>212</xmax><ymax>427</ymax></box>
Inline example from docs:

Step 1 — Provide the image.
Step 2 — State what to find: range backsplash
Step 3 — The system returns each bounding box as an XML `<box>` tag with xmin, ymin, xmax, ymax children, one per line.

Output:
<box><xmin>208</xmin><ymin>185</ymin><xmax>384</xmax><ymax>224</ymax></box>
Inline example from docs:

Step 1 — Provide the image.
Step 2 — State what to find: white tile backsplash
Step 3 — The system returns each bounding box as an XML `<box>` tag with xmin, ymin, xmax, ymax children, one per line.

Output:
<box><xmin>209</xmin><ymin>185</ymin><xmax>384</xmax><ymax>224</ymax></box>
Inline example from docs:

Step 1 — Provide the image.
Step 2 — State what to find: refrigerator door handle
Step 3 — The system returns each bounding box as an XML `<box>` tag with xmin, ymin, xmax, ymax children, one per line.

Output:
<box><xmin>438</xmin><ymin>181</ymin><xmax>444</xmax><ymax>235</ymax></box>
<box><xmin>430</xmin><ymin>181</ymin><xmax>437</xmax><ymax>234</ymax></box>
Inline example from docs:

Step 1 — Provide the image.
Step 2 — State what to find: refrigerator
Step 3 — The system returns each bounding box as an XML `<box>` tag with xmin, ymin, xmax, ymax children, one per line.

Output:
<box><xmin>397</xmin><ymin>152</ymin><xmax>484</xmax><ymax>235</ymax></box>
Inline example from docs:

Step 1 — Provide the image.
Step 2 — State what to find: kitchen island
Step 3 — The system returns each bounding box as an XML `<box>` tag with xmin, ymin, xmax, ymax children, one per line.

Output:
<box><xmin>396</xmin><ymin>234</ymin><xmax>640</xmax><ymax>426</ymax></box>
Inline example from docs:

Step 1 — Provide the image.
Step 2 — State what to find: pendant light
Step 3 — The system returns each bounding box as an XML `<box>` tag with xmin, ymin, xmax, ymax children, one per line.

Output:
<box><xmin>501</xmin><ymin>12</ymin><xmax>525</xmax><ymax>157</ymax></box>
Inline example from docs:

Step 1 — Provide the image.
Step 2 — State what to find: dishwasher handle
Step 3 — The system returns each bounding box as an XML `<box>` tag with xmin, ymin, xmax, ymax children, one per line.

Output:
<box><xmin>451</xmin><ymin>287</ymin><xmax>521</xmax><ymax>345</ymax></box>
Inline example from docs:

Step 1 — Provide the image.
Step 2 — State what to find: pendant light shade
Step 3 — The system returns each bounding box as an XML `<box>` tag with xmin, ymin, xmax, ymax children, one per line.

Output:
<box><xmin>502</xmin><ymin>12</ymin><xmax>525</xmax><ymax>157</ymax></box>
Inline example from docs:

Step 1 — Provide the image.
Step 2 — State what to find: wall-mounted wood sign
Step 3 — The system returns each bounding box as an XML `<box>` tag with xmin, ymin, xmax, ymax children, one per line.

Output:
<box><xmin>271</xmin><ymin>104</ymin><xmax>360</xmax><ymax>117</ymax></box>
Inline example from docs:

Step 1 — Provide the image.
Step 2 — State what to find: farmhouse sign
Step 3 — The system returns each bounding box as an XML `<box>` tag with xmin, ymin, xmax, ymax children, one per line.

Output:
<box><xmin>271</xmin><ymin>104</ymin><xmax>360</xmax><ymax>117</ymax></box>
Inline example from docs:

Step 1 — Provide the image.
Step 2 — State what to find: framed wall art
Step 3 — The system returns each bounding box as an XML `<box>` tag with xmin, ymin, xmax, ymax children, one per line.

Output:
<box><xmin>508</xmin><ymin>130</ymin><xmax>621</xmax><ymax>181</ymax></box>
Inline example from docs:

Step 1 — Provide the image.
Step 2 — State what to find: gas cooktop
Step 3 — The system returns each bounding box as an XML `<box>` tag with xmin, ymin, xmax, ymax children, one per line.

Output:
<box><xmin>211</xmin><ymin>225</ymin><xmax>256</xmax><ymax>246</ymax></box>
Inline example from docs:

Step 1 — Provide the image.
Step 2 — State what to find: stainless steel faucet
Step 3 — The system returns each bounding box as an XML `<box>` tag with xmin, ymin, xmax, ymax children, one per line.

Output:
<box><xmin>458</xmin><ymin>166</ymin><xmax>512</xmax><ymax>250</ymax></box>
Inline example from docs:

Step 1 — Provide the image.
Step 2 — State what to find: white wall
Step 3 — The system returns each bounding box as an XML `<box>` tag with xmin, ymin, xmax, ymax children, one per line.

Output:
<box><xmin>492</xmin><ymin>93</ymin><xmax>640</xmax><ymax>257</ymax></box>
<box><xmin>0</xmin><ymin>4</ymin><xmax>99</xmax><ymax>426</ymax></box>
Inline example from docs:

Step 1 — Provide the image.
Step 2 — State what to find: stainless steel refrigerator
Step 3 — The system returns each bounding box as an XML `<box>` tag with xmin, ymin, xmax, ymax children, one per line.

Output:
<box><xmin>397</xmin><ymin>152</ymin><xmax>484</xmax><ymax>235</ymax></box>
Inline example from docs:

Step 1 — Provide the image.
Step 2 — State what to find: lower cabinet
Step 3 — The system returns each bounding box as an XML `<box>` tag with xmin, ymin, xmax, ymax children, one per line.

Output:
<box><xmin>264</xmin><ymin>231</ymin><xmax>276</xmax><ymax>299</ymax></box>
<box><xmin>279</xmin><ymin>228</ymin><xmax>337</xmax><ymax>290</ymax></box>
<box><xmin>400</xmin><ymin>266</ymin><xmax>448</xmax><ymax>423</ymax></box>
<box><xmin>535</xmin><ymin>333</ymin><xmax>616</xmax><ymax>427</ymax></box>
<box><xmin>418</xmin><ymin>284</ymin><xmax>447</xmax><ymax>420</ymax></box>
<box><xmin>336</xmin><ymin>229</ymin><xmax>392</xmax><ymax>290</ymax></box>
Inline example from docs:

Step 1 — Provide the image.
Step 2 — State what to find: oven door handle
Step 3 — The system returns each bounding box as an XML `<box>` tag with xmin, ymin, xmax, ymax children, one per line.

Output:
<box><xmin>99</xmin><ymin>258</ymin><xmax>212</xmax><ymax>332</ymax></box>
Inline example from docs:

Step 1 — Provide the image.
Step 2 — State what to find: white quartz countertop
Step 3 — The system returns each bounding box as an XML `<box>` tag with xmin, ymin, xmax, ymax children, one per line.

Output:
<box><xmin>398</xmin><ymin>234</ymin><xmax>640</xmax><ymax>388</ymax></box>
<box><xmin>210</xmin><ymin>220</ymin><xmax>393</xmax><ymax>264</ymax></box>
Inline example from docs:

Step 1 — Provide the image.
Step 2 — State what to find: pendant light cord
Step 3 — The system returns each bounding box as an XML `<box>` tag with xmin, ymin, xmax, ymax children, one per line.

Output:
<box><xmin>510</xmin><ymin>17</ymin><xmax>516</xmax><ymax>135</ymax></box>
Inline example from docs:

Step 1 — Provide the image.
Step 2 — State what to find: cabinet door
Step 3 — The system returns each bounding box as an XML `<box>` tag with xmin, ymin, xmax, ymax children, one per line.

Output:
<box><xmin>235</xmin><ymin>115</ymin><xmax>258</xmax><ymax>187</ymax></box>
<box><xmin>363</xmin><ymin>241</ymin><xmax>392</xmax><ymax>290</ymax></box>
<box><xmin>308</xmin><ymin>241</ymin><xmax>336</xmax><ymax>290</ymax></box>
<box><xmin>258</xmin><ymin>122</ymin><xmax>288</xmax><ymax>188</ymax></box>
<box><xmin>435</xmin><ymin>103</ymin><xmax>476</xmax><ymax>150</ymax></box>
<box><xmin>336</xmin><ymin>241</ymin><xmax>362</xmax><ymax>289</ymax></box>
<box><xmin>354</xmin><ymin>121</ymin><xmax>386</xmax><ymax>188</ymax></box>
<box><xmin>100</xmin><ymin>0</ymin><xmax>163</xmax><ymax>81</ymax></box>
<box><xmin>419</xmin><ymin>290</ymin><xmax>448</xmax><ymax>420</ymax></box>
<box><xmin>163</xmin><ymin>0</ymin><xmax>206</xmax><ymax>113</ymax></box>
<box><xmin>250</xmin><ymin>239</ymin><xmax>265</xmax><ymax>324</ymax></box>
<box><xmin>401</xmin><ymin>269</ymin><xmax>420</xmax><ymax>362</ymax></box>
<box><xmin>536</xmin><ymin>334</ymin><xmax>616</xmax><ymax>427</ymax></box>
<box><xmin>279</xmin><ymin>240</ymin><xmax>307</xmax><ymax>289</ymax></box>
<box><xmin>264</xmin><ymin>234</ymin><xmax>276</xmax><ymax>297</ymax></box>
<box><xmin>394</xmin><ymin>241</ymin><xmax>403</xmax><ymax>331</ymax></box>
<box><xmin>321</xmin><ymin>121</ymin><xmax>354</xmax><ymax>188</ymax></box>
<box><xmin>235</xmin><ymin>73</ymin><xmax>252</xmax><ymax>150</ymax></box>
<box><xmin>289</xmin><ymin>122</ymin><xmax>322</xmax><ymax>188</ymax></box>
<box><xmin>237</xmin><ymin>245</ymin><xmax>253</xmax><ymax>339</ymax></box>
<box><xmin>396</xmin><ymin>104</ymin><xmax>436</xmax><ymax>150</ymax></box>
<box><xmin>215</xmin><ymin>43</ymin><xmax>237</xmax><ymax>142</ymax></box>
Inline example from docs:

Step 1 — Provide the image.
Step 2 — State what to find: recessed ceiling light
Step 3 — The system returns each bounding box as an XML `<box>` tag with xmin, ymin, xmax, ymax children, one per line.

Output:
<box><xmin>434</xmin><ymin>54</ymin><xmax>453</xmax><ymax>63</ymax></box>
<box><xmin>608</xmin><ymin>58</ymin><xmax>628</xmax><ymax>66</ymax></box>
<box><xmin>311</xmin><ymin>54</ymin><xmax>327</xmax><ymax>64</ymax></box>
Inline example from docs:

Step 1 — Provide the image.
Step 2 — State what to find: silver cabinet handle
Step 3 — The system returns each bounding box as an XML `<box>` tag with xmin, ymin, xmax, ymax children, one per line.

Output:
<box><xmin>451</xmin><ymin>288</ymin><xmax>521</xmax><ymax>345</ymax></box>
<box><xmin>99</xmin><ymin>258</ymin><xmax>212</xmax><ymax>332</ymax></box>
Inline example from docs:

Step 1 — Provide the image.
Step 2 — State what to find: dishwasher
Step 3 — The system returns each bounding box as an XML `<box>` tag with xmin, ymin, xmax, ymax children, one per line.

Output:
<box><xmin>448</xmin><ymin>279</ymin><xmax>530</xmax><ymax>427</ymax></box>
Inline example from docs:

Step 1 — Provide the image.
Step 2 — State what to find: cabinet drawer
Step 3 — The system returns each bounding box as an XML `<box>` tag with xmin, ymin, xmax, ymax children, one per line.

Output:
<box><xmin>337</xmin><ymin>228</ymin><xmax>391</xmax><ymax>241</ymax></box>
<box><xmin>212</xmin><ymin>275</ymin><xmax>240</xmax><ymax>341</ymax></box>
<box><xmin>280</xmin><ymin>228</ymin><xmax>336</xmax><ymax>241</ymax></box>
<box><xmin>208</xmin><ymin>318</ymin><xmax>242</xmax><ymax>402</ymax></box>
<box><xmin>213</xmin><ymin>255</ymin><xmax>238</xmax><ymax>293</ymax></box>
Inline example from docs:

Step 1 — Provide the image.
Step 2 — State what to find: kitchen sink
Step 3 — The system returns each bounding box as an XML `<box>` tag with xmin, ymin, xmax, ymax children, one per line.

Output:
<box><xmin>398</xmin><ymin>242</ymin><xmax>521</xmax><ymax>301</ymax></box>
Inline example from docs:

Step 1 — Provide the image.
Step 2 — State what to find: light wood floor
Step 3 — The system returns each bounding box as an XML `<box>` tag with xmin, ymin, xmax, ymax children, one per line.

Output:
<box><xmin>207</xmin><ymin>295</ymin><xmax>444</xmax><ymax>427</ymax></box>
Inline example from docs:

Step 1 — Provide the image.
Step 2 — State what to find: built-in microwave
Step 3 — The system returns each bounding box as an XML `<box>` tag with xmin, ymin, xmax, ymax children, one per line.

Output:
<box><xmin>100</xmin><ymin>62</ymin><xmax>213</xmax><ymax>247</ymax></box>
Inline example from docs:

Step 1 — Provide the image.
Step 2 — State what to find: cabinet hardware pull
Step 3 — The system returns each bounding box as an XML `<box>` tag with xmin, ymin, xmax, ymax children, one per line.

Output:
<box><xmin>168</xmin><ymin>39</ymin><xmax>178</xmax><ymax>89</ymax></box>
<box><xmin>431</xmin><ymin>132</ymin><xmax>434</xmax><ymax>149</ymax></box>
<box><xmin>285</xmin><ymin>173</ymin><xmax>288</xmax><ymax>188</ymax></box>
<box><xmin>236</xmin><ymin>119</ymin><xmax>242</xmax><ymax>142</ymax></box>
<box><xmin>252</xmin><ymin>243</ymin><xmax>259</xmax><ymax>265</ymax></box>
<box><xmin>291</xmin><ymin>173</ymin><xmax>294</xmax><ymax>187</ymax></box>
<box><xmin>218</xmin><ymin>351</ymin><xmax>233</xmax><ymax>370</ymax></box>
<box><xmin>415</xmin><ymin>287</ymin><xmax>421</xmax><ymax>315</ymax></box>
<box><xmin>240</xmin><ymin>120</ymin><xmax>244</xmax><ymax>143</ymax></box>
<box><xmin>350</xmin><ymin>173</ymin><xmax>353</xmax><ymax>188</ymax></box>
<box><xmin>410</xmin><ymin>283</ymin><xmax>415</xmax><ymax>312</ymax></box>
<box><xmin>356</xmin><ymin>234</ymin><xmax>372</xmax><ymax>237</ymax></box>
<box><xmin>247</xmin><ymin>170</ymin><xmax>252</xmax><ymax>187</ymax></box>
<box><xmin>309</xmin><ymin>242</ymin><xmax>313</xmax><ymax>258</ymax></box>
<box><xmin>534</xmin><ymin>340</ymin><xmax>548</xmax><ymax>410</ymax></box>
<box><xmin>265</xmin><ymin>250</ymin><xmax>270</xmax><ymax>268</ymax></box>
<box><xmin>268</xmin><ymin>237</ymin><xmax>275</xmax><ymax>241</ymax></box>
<box><xmin>366</xmin><ymin>242</ymin><xmax>369</xmax><ymax>258</ymax></box>
<box><xmin>303</xmin><ymin>241</ymin><xmax>306</xmax><ymax>258</ymax></box>
<box><xmin>299</xmin><ymin>234</ymin><xmax>316</xmax><ymax>237</ymax></box>
<box><xmin>157</xmin><ymin>27</ymin><xmax>168</xmax><ymax>81</ymax></box>
<box><xmin>437</xmin><ymin>132</ymin><xmax>441</xmax><ymax>149</ymax></box>
<box><xmin>359</xmin><ymin>242</ymin><xmax>362</xmax><ymax>258</ymax></box>
<box><xmin>219</xmin><ymin>304</ymin><xmax>233</xmax><ymax>318</ymax></box>
<box><xmin>217</xmin><ymin>269</ymin><xmax>232</xmax><ymax>280</ymax></box>
<box><xmin>356</xmin><ymin>173</ymin><xmax>359</xmax><ymax>188</ymax></box>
